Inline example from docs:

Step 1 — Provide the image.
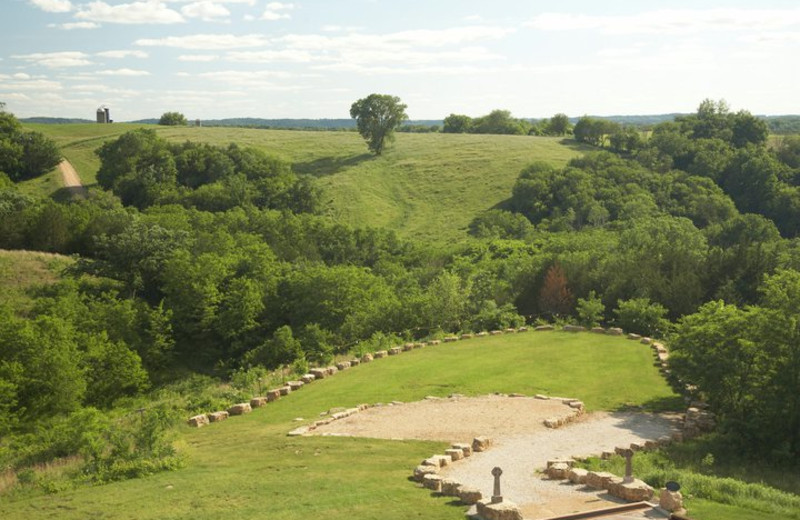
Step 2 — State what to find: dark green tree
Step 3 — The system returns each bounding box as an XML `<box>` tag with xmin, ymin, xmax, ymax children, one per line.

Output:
<box><xmin>349</xmin><ymin>94</ymin><xmax>408</xmax><ymax>155</ymax></box>
<box><xmin>158</xmin><ymin>112</ymin><xmax>188</xmax><ymax>126</ymax></box>
<box><xmin>546</xmin><ymin>113</ymin><xmax>571</xmax><ymax>136</ymax></box>
<box><xmin>442</xmin><ymin>113</ymin><xmax>473</xmax><ymax>133</ymax></box>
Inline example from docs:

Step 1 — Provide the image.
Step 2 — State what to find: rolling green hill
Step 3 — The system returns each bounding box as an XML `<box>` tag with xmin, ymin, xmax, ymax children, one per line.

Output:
<box><xmin>25</xmin><ymin>124</ymin><xmax>590</xmax><ymax>243</ymax></box>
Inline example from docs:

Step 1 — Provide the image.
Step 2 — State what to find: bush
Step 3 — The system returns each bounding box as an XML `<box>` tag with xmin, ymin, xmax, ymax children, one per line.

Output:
<box><xmin>613</xmin><ymin>297</ymin><xmax>670</xmax><ymax>337</ymax></box>
<box><xmin>576</xmin><ymin>290</ymin><xmax>605</xmax><ymax>327</ymax></box>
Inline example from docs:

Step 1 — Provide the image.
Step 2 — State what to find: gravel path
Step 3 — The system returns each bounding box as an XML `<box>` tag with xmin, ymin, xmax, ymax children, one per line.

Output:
<box><xmin>58</xmin><ymin>159</ymin><xmax>87</xmax><ymax>197</ymax></box>
<box><xmin>310</xmin><ymin>396</ymin><xmax>680</xmax><ymax>519</ymax></box>
<box><xmin>443</xmin><ymin>411</ymin><xmax>681</xmax><ymax>519</ymax></box>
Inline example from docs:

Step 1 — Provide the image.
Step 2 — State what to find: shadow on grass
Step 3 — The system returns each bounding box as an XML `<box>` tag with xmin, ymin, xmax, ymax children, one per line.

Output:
<box><xmin>293</xmin><ymin>153</ymin><xmax>373</xmax><ymax>177</ymax></box>
<box><xmin>51</xmin><ymin>186</ymin><xmax>88</xmax><ymax>202</ymax></box>
<box><xmin>558</xmin><ymin>138</ymin><xmax>597</xmax><ymax>153</ymax></box>
<box><xmin>634</xmin><ymin>395</ymin><xmax>685</xmax><ymax>413</ymax></box>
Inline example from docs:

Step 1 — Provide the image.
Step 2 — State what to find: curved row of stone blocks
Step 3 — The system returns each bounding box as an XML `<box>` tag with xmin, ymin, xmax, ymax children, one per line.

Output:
<box><xmin>187</xmin><ymin>326</ymin><xmax>535</xmax><ymax>427</ymax></box>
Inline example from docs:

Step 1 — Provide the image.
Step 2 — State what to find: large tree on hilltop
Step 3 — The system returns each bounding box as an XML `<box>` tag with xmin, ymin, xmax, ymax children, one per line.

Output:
<box><xmin>349</xmin><ymin>94</ymin><xmax>408</xmax><ymax>155</ymax></box>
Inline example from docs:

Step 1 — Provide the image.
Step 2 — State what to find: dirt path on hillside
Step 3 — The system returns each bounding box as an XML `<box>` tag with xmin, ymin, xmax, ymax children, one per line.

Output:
<box><xmin>309</xmin><ymin>395</ymin><xmax>680</xmax><ymax>519</ymax></box>
<box><xmin>58</xmin><ymin>159</ymin><xmax>87</xmax><ymax>198</ymax></box>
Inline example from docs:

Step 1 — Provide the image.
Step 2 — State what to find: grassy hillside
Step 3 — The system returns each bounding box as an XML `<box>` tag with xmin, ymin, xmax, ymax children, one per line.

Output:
<box><xmin>0</xmin><ymin>332</ymin><xmax>677</xmax><ymax>520</ymax></box>
<box><xmin>0</xmin><ymin>249</ymin><xmax>73</xmax><ymax>313</ymax></box>
<box><xmin>25</xmin><ymin>124</ymin><xmax>590</xmax><ymax>243</ymax></box>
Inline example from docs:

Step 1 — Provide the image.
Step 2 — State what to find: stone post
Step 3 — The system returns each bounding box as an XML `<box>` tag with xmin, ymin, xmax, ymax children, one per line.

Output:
<box><xmin>491</xmin><ymin>466</ymin><xmax>503</xmax><ymax>503</ymax></box>
<box><xmin>615</xmin><ymin>447</ymin><xmax>635</xmax><ymax>483</ymax></box>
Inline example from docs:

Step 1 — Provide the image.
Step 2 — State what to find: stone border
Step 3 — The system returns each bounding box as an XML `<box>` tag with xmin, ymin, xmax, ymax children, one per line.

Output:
<box><xmin>533</xmin><ymin>394</ymin><xmax>585</xmax><ymax>428</ymax></box>
<box><xmin>188</xmin><ymin>326</ymin><xmax>534</xmax><ymax>428</ymax></box>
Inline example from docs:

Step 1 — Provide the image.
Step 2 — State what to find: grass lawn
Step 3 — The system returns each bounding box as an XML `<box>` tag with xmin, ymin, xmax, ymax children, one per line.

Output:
<box><xmin>0</xmin><ymin>332</ymin><xmax>677</xmax><ymax>520</ymax></box>
<box><xmin>25</xmin><ymin>124</ymin><xmax>590</xmax><ymax>244</ymax></box>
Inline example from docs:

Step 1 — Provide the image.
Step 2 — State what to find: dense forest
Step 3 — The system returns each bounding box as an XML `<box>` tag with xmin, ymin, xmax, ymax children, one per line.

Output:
<box><xmin>1</xmin><ymin>99</ymin><xmax>799</xmax><ymax>485</ymax></box>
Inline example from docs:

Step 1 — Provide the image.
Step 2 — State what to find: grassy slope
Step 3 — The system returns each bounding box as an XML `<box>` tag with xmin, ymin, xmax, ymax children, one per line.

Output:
<box><xmin>25</xmin><ymin>124</ymin><xmax>589</xmax><ymax>243</ymax></box>
<box><xmin>0</xmin><ymin>249</ymin><xmax>73</xmax><ymax>313</ymax></box>
<box><xmin>0</xmin><ymin>332</ymin><xmax>678</xmax><ymax>520</ymax></box>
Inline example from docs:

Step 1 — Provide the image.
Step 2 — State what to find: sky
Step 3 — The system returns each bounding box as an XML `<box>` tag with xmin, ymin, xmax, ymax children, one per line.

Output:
<box><xmin>1</xmin><ymin>0</ymin><xmax>799</xmax><ymax>121</ymax></box>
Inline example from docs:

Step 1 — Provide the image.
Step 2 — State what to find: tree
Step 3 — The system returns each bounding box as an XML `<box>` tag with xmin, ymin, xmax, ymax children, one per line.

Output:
<box><xmin>443</xmin><ymin>113</ymin><xmax>473</xmax><ymax>133</ymax></box>
<box><xmin>576</xmin><ymin>290</ymin><xmax>605</xmax><ymax>327</ymax></box>
<box><xmin>613</xmin><ymin>297</ymin><xmax>670</xmax><ymax>337</ymax></box>
<box><xmin>158</xmin><ymin>112</ymin><xmax>187</xmax><ymax>126</ymax></box>
<box><xmin>349</xmin><ymin>94</ymin><xmax>408</xmax><ymax>155</ymax></box>
<box><xmin>546</xmin><ymin>113</ymin><xmax>571</xmax><ymax>136</ymax></box>
<box><xmin>538</xmin><ymin>263</ymin><xmax>573</xmax><ymax>319</ymax></box>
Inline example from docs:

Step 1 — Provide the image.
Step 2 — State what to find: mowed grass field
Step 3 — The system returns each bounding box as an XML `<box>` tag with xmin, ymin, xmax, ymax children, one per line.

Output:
<box><xmin>0</xmin><ymin>332</ymin><xmax>678</xmax><ymax>520</ymax></box>
<box><xmin>25</xmin><ymin>123</ymin><xmax>590</xmax><ymax>243</ymax></box>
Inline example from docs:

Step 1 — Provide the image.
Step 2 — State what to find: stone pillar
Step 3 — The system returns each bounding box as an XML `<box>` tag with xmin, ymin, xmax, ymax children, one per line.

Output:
<box><xmin>491</xmin><ymin>466</ymin><xmax>503</xmax><ymax>503</ymax></box>
<box><xmin>615</xmin><ymin>447</ymin><xmax>635</xmax><ymax>483</ymax></box>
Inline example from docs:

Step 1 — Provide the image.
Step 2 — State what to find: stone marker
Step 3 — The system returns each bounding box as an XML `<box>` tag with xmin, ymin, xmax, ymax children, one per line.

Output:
<box><xmin>458</xmin><ymin>486</ymin><xmax>483</xmax><ymax>505</ymax></box>
<box><xmin>388</xmin><ymin>346</ymin><xmax>401</xmax><ymax>355</ymax></box>
<box><xmin>534</xmin><ymin>324</ymin><xmax>554</xmax><ymax>331</ymax></box>
<box><xmin>287</xmin><ymin>380</ymin><xmax>304</xmax><ymax>391</ymax></box>
<box><xmin>607</xmin><ymin>327</ymin><xmax>624</xmax><ymax>335</ymax></box>
<box><xmin>660</xmin><ymin>487</ymin><xmax>685</xmax><ymax>513</ymax></box>
<box><xmin>615</xmin><ymin>447</ymin><xmax>635</xmax><ymax>483</ymax></box>
<box><xmin>300</xmin><ymin>374</ymin><xmax>316</xmax><ymax>384</ymax></box>
<box><xmin>472</xmin><ymin>436</ymin><xmax>492</xmax><ymax>452</ymax></box>
<box><xmin>567</xmin><ymin>467</ymin><xmax>589</xmax><ymax>484</ymax></box>
<box><xmin>336</xmin><ymin>361</ymin><xmax>351</xmax><ymax>370</ymax></box>
<box><xmin>228</xmin><ymin>402</ymin><xmax>252</xmax><ymax>415</ymax></box>
<box><xmin>361</xmin><ymin>353</ymin><xmax>373</xmax><ymax>362</ymax></box>
<box><xmin>491</xmin><ymin>466</ymin><xmax>503</xmax><ymax>503</ymax></box>
<box><xmin>374</xmin><ymin>350</ymin><xmax>388</xmax><ymax>358</ymax></box>
<box><xmin>445</xmin><ymin>448</ymin><xmax>464</xmax><ymax>461</ymax></box>
<box><xmin>207</xmin><ymin>410</ymin><xmax>229</xmax><ymax>423</ymax></box>
<box><xmin>476</xmin><ymin>499</ymin><xmax>523</xmax><ymax>520</ymax></box>
<box><xmin>278</xmin><ymin>385</ymin><xmax>291</xmax><ymax>396</ymax></box>
<box><xmin>310</xmin><ymin>368</ymin><xmax>327</xmax><ymax>379</ymax></box>
<box><xmin>188</xmin><ymin>414</ymin><xmax>209</xmax><ymax>427</ymax></box>
<box><xmin>350</xmin><ymin>358</ymin><xmax>360</xmax><ymax>366</ymax></box>
<box><xmin>414</xmin><ymin>465</ymin><xmax>439</xmax><ymax>482</ymax></box>
<box><xmin>452</xmin><ymin>442</ymin><xmax>473</xmax><ymax>457</ymax></box>
<box><xmin>441</xmin><ymin>478</ymin><xmax>461</xmax><ymax>496</ymax></box>
<box><xmin>422</xmin><ymin>474</ymin><xmax>444</xmax><ymax>492</ymax></box>
<box><xmin>266</xmin><ymin>389</ymin><xmax>281</xmax><ymax>402</ymax></box>
<box><xmin>250</xmin><ymin>397</ymin><xmax>267</xmax><ymax>408</ymax></box>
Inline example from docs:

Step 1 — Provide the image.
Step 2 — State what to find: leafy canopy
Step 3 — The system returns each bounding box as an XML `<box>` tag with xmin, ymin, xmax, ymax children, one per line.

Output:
<box><xmin>159</xmin><ymin>111</ymin><xmax>188</xmax><ymax>126</ymax></box>
<box><xmin>349</xmin><ymin>94</ymin><xmax>408</xmax><ymax>155</ymax></box>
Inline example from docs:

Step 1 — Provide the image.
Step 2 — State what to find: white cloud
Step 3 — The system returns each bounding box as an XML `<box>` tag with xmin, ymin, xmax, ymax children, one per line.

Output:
<box><xmin>178</xmin><ymin>54</ymin><xmax>219</xmax><ymax>61</ymax></box>
<box><xmin>135</xmin><ymin>33</ymin><xmax>268</xmax><ymax>49</ymax></box>
<box><xmin>181</xmin><ymin>1</ymin><xmax>230</xmax><ymax>21</ymax></box>
<box><xmin>96</xmin><ymin>50</ymin><xmax>149</xmax><ymax>59</ymax></box>
<box><xmin>225</xmin><ymin>49</ymin><xmax>314</xmax><ymax>63</ymax></box>
<box><xmin>0</xmin><ymin>78</ymin><xmax>63</xmax><ymax>91</ymax></box>
<box><xmin>261</xmin><ymin>11</ymin><xmax>289</xmax><ymax>21</ymax></box>
<box><xmin>11</xmin><ymin>51</ymin><xmax>92</xmax><ymax>68</ymax></box>
<box><xmin>197</xmin><ymin>69</ymin><xmax>303</xmax><ymax>88</ymax></box>
<box><xmin>75</xmin><ymin>1</ymin><xmax>185</xmax><ymax>24</ymax></box>
<box><xmin>59</xmin><ymin>22</ymin><xmax>101</xmax><ymax>30</ymax></box>
<box><xmin>28</xmin><ymin>0</ymin><xmax>72</xmax><ymax>13</ymax></box>
<box><xmin>525</xmin><ymin>8</ymin><xmax>800</xmax><ymax>35</ymax></box>
<box><xmin>96</xmin><ymin>68</ymin><xmax>151</xmax><ymax>76</ymax></box>
<box><xmin>261</xmin><ymin>1</ymin><xmax>292</xmax><ymax>21</ymax></box>
<box><xmin>13</xmin><ymin>73</ymin><xmax>33</xmax><ymax>80</ymax></box>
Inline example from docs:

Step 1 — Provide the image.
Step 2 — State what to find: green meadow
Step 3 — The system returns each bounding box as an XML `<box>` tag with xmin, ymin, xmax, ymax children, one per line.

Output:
<box><xmin>25</xmin><ymin>124</ymin><xmax>590</xmax><ymax>243</ymax></box>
